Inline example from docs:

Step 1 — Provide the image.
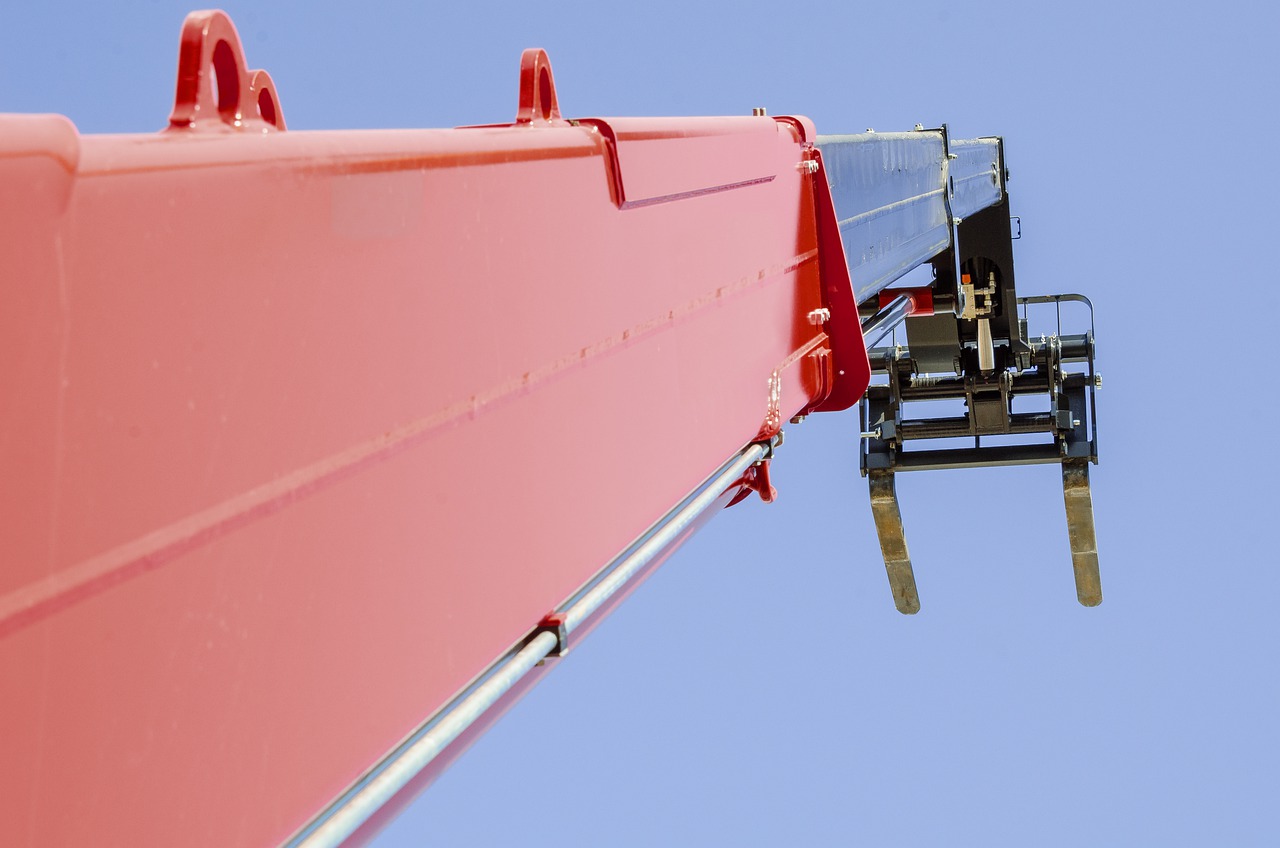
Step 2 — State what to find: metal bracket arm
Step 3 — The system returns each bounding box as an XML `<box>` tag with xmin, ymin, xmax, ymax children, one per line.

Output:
<box><xmin>868</xmin><ymin>470</ymin><xmax>920</xmax><ymax>614</ymax></box>
<box><xmin>1062</xmin><ymin>461</ymin><xmax>1102</xmax><ymax>606</ymax></box>
<box><xmin>858</xmin><ymin>292</ymin><xmax>1102</xmax><ymax>612</ymax></box>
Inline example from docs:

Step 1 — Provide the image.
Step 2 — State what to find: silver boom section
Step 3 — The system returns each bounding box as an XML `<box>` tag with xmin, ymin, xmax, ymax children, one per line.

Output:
<box><xmin>816</xmin><ymin>131</ymin><xmax>1003</xmax><ymax>303</ymax></box>
<box><xmin>821</xmin><ymin>131</ymin><xmax>1103</xmax><ymax>615</ymax></box>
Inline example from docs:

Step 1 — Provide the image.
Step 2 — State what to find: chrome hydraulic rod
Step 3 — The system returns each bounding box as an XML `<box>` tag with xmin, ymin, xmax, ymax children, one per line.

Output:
<box><xmin>288</xmin><ymin>631</ymin><xmax>560</xmax><ymax>848</ymax></box>
<box><xmin>286</xmin><ymin>442</ymin><xmax>770</xmax><ymax>848</ymax></box>
<box><xmin>860</xmin><ymin>294</ymin><xmax>915</xmax><ymax>350</ymax></box>
<box><xmin>563</xmin><ymin>443</ymin><xmax>768</xmax><ymax>631</ymax></box>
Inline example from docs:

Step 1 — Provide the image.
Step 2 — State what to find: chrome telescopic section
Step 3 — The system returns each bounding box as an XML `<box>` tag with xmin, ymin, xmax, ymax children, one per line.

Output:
<box><xmin>815</xmin><ymin>130</ymin><xmax>1004</xmax><ymax>304</ymax></box>
<box><xmin>285</xmin><ymin>442</ymin><xmax>770</xmax><ymax>848</ymax></box>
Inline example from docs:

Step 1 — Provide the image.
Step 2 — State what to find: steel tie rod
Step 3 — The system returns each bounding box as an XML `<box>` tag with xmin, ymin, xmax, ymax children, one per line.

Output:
<box><xmin>285</xmin><ymin>442</ymin><xmax>770</xmax><ymax>848</ymax></box>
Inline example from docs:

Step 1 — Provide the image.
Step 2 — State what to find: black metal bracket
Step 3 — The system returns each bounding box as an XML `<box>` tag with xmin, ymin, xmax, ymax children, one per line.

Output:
<box><xmin>857</xmin><ymin>290</ymin><xmax>1101</xmax><ymax>612</ymax></box>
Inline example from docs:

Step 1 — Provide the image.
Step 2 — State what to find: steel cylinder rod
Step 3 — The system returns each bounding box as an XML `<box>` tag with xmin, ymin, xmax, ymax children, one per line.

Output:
<box><xmin>562</xmin><ymin>443</ymin><xmax>768</xmax><ymax>632</ymax></box>
<box><xmin>860</xmin><ymin>294</ymin><xmax>916</xmax><ymax>350</ymax></box>
<box><xmin>288</xmin><ymin>631</ymin><xmax>560</xmax><ymax>848</ymax></box>
<box><xmin>286</xmin><ymin>441</ymin><xmax>770</xmax><ymax>848</ymax></box>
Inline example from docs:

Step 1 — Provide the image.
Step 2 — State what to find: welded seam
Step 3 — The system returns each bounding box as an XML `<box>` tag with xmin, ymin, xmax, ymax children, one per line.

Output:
<box><xmin>0</xmin><ymin>249</ymin><xmax>818</xmax><ymax>639</ymax></box>
<box><xmin>619</xmin><ymin>175</ymin><xmax>775</xmax><ymax>209</ymax></box>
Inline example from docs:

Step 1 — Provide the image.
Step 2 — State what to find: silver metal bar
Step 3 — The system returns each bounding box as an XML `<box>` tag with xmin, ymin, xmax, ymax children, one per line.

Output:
<box><xmin>289</xmin><ymin>630</ymin><xmax>559</xmax><ymax>848</ymax></box>
<box><xmin>860</xmin><ymin>294</ymin><xmax>914</xmax><ymax>350</ymax></box>
<box><xmin>562</xmin><ymin>443</ymin><xmax>767</xmax><ymax>632</ymax></box>
<box><xmin>285</xmin><ymin>441</ymin><xmax>769</xmax><ymax>848</ymax></box>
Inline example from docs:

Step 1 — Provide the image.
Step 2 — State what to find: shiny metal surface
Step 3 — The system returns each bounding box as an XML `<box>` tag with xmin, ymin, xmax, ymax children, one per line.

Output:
<box><xmin>949</xmin><ymin>138</ymin><xmax>1004</xmax><ymax>220</ymax></box>
<box><xmin>816</xmin><ymin>132</ymin><xmax>949</xmax><ymax>302</ymax></box>
<box><xmin>562</xmin><ymin>443</ymin><xmax>768</xmax><ymax>632</ymax></box>
<box><xmin>287</xmin><ymin>442</ymin><xmax>769</xmax><ymax>847</ymax></box>
<box><xmin>288</xmin><ymin>631</ymin><xmax>561</xmax><ymax>848</ymax></box>
<box><xmin>860</xmin><ymin>294</ymin><xmax>915</xmax><ymax>350</ymax></box>
<box><xmin>815</xmin><ymin>131</ymin><xmax>1006</xmax><ymax>303</ymax></box>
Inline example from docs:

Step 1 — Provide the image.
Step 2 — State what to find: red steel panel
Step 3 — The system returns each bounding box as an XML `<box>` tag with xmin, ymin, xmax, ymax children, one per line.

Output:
<box><xmin>0</xmin><ymin>13</ymin><xmax>866</xmax><ymax>846</ymax></box>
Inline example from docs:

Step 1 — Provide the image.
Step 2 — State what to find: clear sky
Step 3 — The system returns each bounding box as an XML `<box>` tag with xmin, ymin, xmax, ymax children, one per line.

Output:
<box><xmin>5</xmin><ymin>1</ymin><xmax>1276</xmax><ymax>845</ymax></box>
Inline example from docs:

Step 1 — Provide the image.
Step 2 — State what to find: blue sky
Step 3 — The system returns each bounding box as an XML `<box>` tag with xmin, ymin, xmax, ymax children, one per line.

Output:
<box><xmin>5</xmin><ymin>1</ymin><xmax>1276</xmax><ymax>845</ymax></box>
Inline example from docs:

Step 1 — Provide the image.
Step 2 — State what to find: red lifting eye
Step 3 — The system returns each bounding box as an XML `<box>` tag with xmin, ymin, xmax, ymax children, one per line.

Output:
<box><xmin>516</xmin><ymin>48</ymin><xmax>563</xmax><ymax>125</ymax></box>
<box><xmin>168</xmin><ymin>10</ymin><xmax>286</xmax><ymax>131</ymax></box>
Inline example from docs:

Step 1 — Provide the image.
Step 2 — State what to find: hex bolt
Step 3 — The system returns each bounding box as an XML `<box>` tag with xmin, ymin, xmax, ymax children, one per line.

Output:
<box><xmin>807</xmin><ymin>307</ymin><xmax>831</xmax><ymax>325</ymax></box>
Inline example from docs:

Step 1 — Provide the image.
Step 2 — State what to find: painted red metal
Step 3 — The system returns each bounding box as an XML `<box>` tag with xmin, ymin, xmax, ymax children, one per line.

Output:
<box><xmin>0</xmin><ymin>11</ymin><xmax>866</xmax><ymax>846</ymax></box>
<box><xmin>878</xmin><ymin>286</ymin><xmax>935</xmax><ymax>315</ymax></box>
